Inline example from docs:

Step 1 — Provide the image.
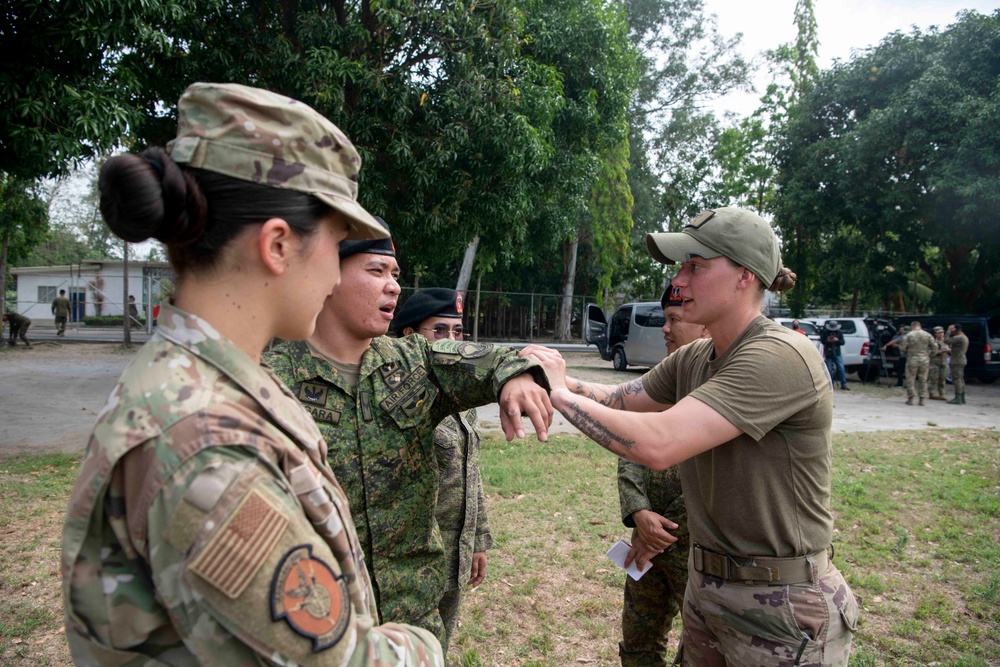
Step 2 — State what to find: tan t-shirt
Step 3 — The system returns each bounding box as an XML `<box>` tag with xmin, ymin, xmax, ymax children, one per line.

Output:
<box><xmin>642</xmin><ymin>316</ymin><xmax>834</xmax><ymax>558</ymax></box>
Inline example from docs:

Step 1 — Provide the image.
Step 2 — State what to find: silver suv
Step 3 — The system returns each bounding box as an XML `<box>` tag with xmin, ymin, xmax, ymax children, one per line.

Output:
<box><xmin>584</xmin><ymin>302</ymin><xmax>667</xmax><ymax>370</ymax></box>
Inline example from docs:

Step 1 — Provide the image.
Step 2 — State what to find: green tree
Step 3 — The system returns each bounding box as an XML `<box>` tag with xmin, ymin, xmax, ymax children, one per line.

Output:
<box><xmin>0</xmin><ymin>175</ymin><xmax>49</xmax><ymax>345</ymax></box>
<box><xmin>775</xmin><ymin>10</ymin><xmax>1000</xmax><ymax>314</ymax></box>
<box><xmin>0</xmin><ymin>0</ymin><xmax>212</xmax><ymax>180</ymax></box>
<box><xmin>618</xmin><ymin>0</ymin><xmax>752</xmax><ymax>299</ymax></box>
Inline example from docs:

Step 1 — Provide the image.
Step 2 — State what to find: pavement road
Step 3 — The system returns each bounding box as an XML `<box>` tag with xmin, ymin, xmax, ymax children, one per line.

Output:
<box><xmin>1</xmin><ymin>341</ymin><xmax>997</xmax><ymax>456</ymax></box>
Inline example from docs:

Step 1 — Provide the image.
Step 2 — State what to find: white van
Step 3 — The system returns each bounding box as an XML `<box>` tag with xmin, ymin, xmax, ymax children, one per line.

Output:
<box><xmin>584</xmin><ymin>302</ymin><xmax>667</xmax><ymax>370</ymax></box>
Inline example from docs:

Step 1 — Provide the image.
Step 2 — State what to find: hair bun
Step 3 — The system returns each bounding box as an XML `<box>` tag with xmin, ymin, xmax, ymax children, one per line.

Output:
<box><xmin>98</xmin><ymin>148</ymin><xmax>206</xmax><ymax>246</ymax></box>
<box><xmin>769</xmin><ymin>265</ymin><xmax>797</xmax><ymax>292</ymax></box>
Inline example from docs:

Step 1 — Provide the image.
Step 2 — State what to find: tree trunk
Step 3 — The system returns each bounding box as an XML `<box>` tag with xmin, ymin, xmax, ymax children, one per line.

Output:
<box><xmin>0</xmin><ymin>229</ymin><xmax>9</xmax><ymax>348</ymax></box>
<box><xmin>472</xmin><ymin>273</ymin><xmax>481</xmax><ymax>342</ymax></box>
<box><xmin>455</xmin><ymin>236</ymin><xmax>479</xmax><ymax>296</ymax></box>
<box><xmin>556</xmin><ymin>236</ymin><xmax>579</xmax><ymax>341</ymax></box>
<box><xmin>123</xmin><ymin>242</ymin><xmax>132</xmax><ymax>346</ymax></box>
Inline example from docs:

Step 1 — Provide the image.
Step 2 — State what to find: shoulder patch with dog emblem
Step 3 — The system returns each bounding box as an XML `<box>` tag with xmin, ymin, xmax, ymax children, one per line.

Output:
<box><xmin>270</xmin><ymin>544</ymin><xmax>350</xmax><ymax>652</ymax></box>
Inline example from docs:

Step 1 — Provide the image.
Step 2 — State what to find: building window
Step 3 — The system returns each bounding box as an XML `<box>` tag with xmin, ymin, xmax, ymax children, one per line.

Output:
<box><xmin>38</xmin><ymin>286</ymin><xmax>56</xmax><ymax>305</ymax></box>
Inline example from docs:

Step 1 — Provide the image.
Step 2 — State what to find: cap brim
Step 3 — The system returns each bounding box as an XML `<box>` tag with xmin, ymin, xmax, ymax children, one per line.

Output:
<box><xmin>645</xmin><ymin>232</ymin><xmax>723</xmax><ymax>265</ymax></box>
<box><xmin>315</xmin><ymin>192</ymin><xmax>387</xmax><ymax>240</ymax></box>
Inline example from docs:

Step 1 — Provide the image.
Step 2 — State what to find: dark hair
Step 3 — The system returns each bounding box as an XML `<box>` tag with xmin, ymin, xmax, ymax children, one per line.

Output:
<box><xmin>99</xmin><ymin>147</ymin><xmax>330</xmax><ymax>276</ymax></box>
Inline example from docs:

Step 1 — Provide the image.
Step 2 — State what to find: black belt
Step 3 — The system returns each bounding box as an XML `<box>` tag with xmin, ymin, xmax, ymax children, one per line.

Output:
<box><xmin>692</xmin><ymin>544</ymin><xmax>830</xmax><ymax>585</ymax></box>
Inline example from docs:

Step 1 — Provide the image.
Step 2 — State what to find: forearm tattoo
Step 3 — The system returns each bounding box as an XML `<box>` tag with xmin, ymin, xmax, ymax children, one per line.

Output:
<box><xmin>573</xmin><ymin>378</ymin><xmax>644</xmax><ymax>410</ymax></box>
<box><xmin>563</xmin><ymin>399</ymin><xmax>635</xmax><ymax>452</ymax></box>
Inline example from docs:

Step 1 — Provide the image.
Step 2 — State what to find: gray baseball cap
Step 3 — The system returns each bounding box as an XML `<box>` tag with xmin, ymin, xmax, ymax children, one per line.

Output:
<box><xmin>167</xmin><ymin>82</ymin><xmax>385</xmax><ymax>241</ymax></box>
<box><xmin>646</xmin><ymin>207</ymin><xmax>782</xmax><ymax>287</ymax></box>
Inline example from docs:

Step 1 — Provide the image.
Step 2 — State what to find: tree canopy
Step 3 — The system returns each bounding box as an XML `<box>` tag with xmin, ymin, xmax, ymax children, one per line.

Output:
<box><xmin>775</xmin><ymin>9</ymin><xmax>1000</xmax><ymax>314</ymax></box>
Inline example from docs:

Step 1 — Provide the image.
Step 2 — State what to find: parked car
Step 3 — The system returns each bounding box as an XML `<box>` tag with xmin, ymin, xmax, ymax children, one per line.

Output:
<box><xmin>773</xmin><ymin>318</ymin><xmax>823</xmax><ymax>355</ymax></box>
<box><xmin>584</xmin><ymin>301</ymin><xmax>667</xmax><ymax>370</ymax></box>
<box><xmin>811</xmin><ymin>317</ymin><xmax>897</xmax><ymax>382</ymax></box>
<box><xmin>889</xmin><ymin>314</ymin><xmax>1000</xmax><ymax>384</ymax></box>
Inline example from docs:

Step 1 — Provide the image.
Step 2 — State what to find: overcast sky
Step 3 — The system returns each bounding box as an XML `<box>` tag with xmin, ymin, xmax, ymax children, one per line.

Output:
<box><xmin>701</xmin><ymin>0</ymin><xmax>1000</xmax><ymax>116</ymax></box>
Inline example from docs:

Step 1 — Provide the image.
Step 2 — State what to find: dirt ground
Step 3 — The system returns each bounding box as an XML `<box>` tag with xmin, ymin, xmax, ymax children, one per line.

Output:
<box><xmin>1</xmin><ymin>343</ymin><xmax>998</xmax><ymax>456</ymax></box>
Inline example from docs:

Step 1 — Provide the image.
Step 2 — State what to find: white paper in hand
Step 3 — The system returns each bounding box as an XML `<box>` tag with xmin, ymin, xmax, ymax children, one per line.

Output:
<box><xmin>606</xmin><ymin>539</ymin><xmax>653</xmax><ymax>581</ymax></box>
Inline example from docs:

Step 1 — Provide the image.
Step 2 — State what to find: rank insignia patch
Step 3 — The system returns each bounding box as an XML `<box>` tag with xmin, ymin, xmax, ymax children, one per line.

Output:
<box><xmin>456</xmin><ymin>342</ymin><xmax>492</xmax><ymax>359</ymax></box>
<box><xmin>271</xmin><ymin>544</ymin><xmax>350</xmax><ymax>652</ymax></box>
<box><xmin>298</xmin><ymin>382</ymin><xmax>328</xmax><ymax>405</ymax></box>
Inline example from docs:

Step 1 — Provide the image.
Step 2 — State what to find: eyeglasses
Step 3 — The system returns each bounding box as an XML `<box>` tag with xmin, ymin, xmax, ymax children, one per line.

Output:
<box><xmin>421</xmin><ymin>325</ymin><xmax>464</xmax><ymax>340</ymax></box>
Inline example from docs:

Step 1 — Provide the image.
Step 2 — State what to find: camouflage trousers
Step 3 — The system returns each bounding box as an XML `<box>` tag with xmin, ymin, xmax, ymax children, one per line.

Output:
<box><xmin>620</xmin><ymin>544</ymin><xmax>689</xmax><ymax>667</ymax></box>
<box><xmin>904</xmin><ymin>356</ymin><xmax>930</xmax><ymax>399</ymax></box>
<box><xmin>680</xmin><ymin>555</ymin><xmax>858</xmax><ymax>666</ymax></box>
<box><xmin>951</xmin><ymin>363</ymin><xmax>967</xmax><ymax>395</ymax></box>
<box><xmin>928</xmin><ymin>362</ymin><xmax>948</xmax><ymax>397</ymax></box>
<box><xmin>439</xmin><ymin>587</ymin><xmax>462</xmax><ymax>658</ymax></box>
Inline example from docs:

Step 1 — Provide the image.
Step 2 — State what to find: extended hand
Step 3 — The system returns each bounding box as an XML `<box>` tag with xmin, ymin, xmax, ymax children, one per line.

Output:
<box><xmin>498</xmin><ymin>374</ymin><xmax>553</xmax><ymax>442</ymax></box>
<box><xmin>632</xmin><ymin>509</ymin><xmax>678</xmax><ymax>552</ymax></box>
<box><xmin>468</xmin><ymin>552</ymin><xmax>488</xmax><ymax>587</ymax></box>
<box><xmin>519</xmin><ymin>344</ymin><xmax>567</xmax><ymax>391</ymax></box>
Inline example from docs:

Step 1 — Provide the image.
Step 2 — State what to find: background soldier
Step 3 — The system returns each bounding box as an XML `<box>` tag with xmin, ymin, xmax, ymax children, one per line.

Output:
<box><xmin>394</xmin><ymin>287</ymin><xmax>492</xmax><ymax>653</ymax></box>
<box><xmin>946</xmin><ymin>324</ymin><xmax>970</xmax><ymax>404</ymax></box>
<box><xmin>51</xmin><ymin>289</ymin><xmax>71</xmax><ymax>336</ymax></box>
<box><xmin>3</xmin><ymin>310</ymin><xmax>32</xmax><ymax>347</ymax></box>
<box><xmin>266</xmin><ymin>223</ymin><xmax>552</xmax><ymax>652</ymax></box>
<box><xmin>614</xmin><ymin>282</ymin><xmax>708</xmax><ymax>667</ymax></box>
<box><xmin>928</xmin><ymin>326</ymin><xmax>950</xmax><ymax>400</ymax></box>
<box><xmin>900</xmin><ymin>321</ymin><xmax>936</xmax><ymax>405</ymax></box>
<box><xmin>883</xmin><ymin>326</ymin><xmax>908</xmax><ymax>387</ymax></box>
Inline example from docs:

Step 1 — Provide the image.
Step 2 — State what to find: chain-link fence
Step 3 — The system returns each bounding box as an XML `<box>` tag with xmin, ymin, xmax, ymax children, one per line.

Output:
<box><xmin>398</xmin><ymin>287</ymin><xmax>601</xmax><ymax>342</ymax></box>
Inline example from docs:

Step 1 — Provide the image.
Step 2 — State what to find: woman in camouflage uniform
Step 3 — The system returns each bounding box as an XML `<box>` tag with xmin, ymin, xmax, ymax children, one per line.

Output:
<box><xmin>61</xmin><ymin>83</ymin><xmax>441</xmax><ymax>666</ymax></box>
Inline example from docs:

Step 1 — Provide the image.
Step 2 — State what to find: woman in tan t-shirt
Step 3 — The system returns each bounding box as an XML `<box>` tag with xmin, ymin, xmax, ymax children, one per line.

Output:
<box><xmin>523</xmin><ymin>207</ymin><xmax>858</xmax><ymax>667</ymax></box>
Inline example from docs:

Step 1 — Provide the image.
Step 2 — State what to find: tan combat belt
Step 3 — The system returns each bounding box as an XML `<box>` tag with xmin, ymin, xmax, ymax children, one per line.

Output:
<box><xmin>692</xmin><ymin>543</ymin><xmax>831</xmax><ymax>586</ymax></box>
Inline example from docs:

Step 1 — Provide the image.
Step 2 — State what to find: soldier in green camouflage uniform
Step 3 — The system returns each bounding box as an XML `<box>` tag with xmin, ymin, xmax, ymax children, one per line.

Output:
<box><xmin>928</xmin><ymin>326</ymin><xmax>950</xmax><ymax>400</ymax></box>
<box><xmin>266</xmin><ymin>232</ymin><xmax>551</xmax><ymax>651</ymax></box>
<box><xmin>3</xmin><ymin>310</ymin><xmax>32</xmax><ymax>347</ymax></box>
<box><xmin>62</xmin><ymin>82</ymin><xmax>442</xmax><ymax>666</ymax></box>
<box><xmin>946</xmin><ymin>324</ymin><xmax>970</xmax><ymax>404</ymax></box>
<box><xmin>394</xmin><ymin>288</ymin><xmax>493</xmax><ymax>652</ymax></box>
<box><xmin>614</xmin><ymin>283</ymin><xmax>707</xmax><ymax>667</ymax></box>
<box><xmin>900</xmin><ymin>321</ymin><xmax>936</xmax><ymax>405</ymax></box>
<box><xmin>52</xmin><ymin>289</ymin><xmax>72</xmax><ymax>335</ymax></box>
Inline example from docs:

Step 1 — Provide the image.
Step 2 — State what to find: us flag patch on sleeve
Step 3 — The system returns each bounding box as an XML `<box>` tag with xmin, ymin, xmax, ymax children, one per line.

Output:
<box><xmin>190</xmin><ymin>488</ymin><xmax>289</xmax><ymax>599</ymax></box>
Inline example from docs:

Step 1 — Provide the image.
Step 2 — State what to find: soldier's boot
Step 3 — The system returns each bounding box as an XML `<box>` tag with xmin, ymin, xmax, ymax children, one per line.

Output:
<box><xmin>919</xmin><ymin>397</ymin><xmax>925</xmax><ymax>406</ymax></box>
<box><xmin>960</xmin><ymin>392</ymin><xmax>966</xmax><ymax>404</ymax></box>
<box><xmin>906</xmin><ymin>397</ymin><xmax>913</xmax><ymax>405</ymax></box>
<box><xmin>948</xmin><ymin>392</ymin><xmax>962</xmax><ymax>405</ymax></box>
<box><xmin>930</xmin><ymin>393</ymin><xmax>945</xmax><ymax>400</ymax></box>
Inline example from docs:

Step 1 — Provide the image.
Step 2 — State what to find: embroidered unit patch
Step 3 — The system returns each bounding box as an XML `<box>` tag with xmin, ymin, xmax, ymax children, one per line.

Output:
<box><xmin>270</xmin><ymin>544</ymin><xmax>350</xmax><ymax>652</ymax></box>
<box><xmin>189</xmin><ymin>488</ymin><xmax>289</xmax><ymax>599</ymax></box>
<box><xmin>298</xmin><ymin>382</ymin><xmax>329</xmax><ymax>405</ymax></box>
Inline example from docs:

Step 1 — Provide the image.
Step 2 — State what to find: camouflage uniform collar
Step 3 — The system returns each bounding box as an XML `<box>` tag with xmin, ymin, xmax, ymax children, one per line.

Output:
<box><xmin>155</xmin><ymin>303</ymin><xmax>325</xmax><ymax>451</ymax></box>
<box><xmin>283</xmin><ymin>337</ymin><xmax>420</xmax><ymax>390</ymax></box>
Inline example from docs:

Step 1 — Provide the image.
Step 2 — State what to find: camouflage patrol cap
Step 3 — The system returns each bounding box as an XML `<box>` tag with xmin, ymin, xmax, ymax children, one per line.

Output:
<box><xmin>933</xmin><ymin>326</ymin><xmax>944</xmax><ymax>333</ymax></box>
<box><xmin>166</xmin><ymin>82</ymin><xmax>385</xmax><ymax>241</ymax></box>
<box><xmin>646</xmin><ymin>207</ymin><xmax>782</xmax><ymax>287</ymax></box>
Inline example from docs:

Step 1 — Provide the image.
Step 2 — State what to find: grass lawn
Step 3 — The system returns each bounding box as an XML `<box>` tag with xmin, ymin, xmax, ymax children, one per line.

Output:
<box><xmin>1</xmin><ymin>430</ymin><xmax>998</xmax><ymax>666</ymax></box>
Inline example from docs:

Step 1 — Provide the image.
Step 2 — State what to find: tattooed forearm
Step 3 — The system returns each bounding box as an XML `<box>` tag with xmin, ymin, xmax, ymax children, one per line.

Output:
<box><xmin>563</xmin><ymin>399</ymin><xmax>636</xmax><ymax>452</ymax></box>
<box><xmin>573</xmin><ymin>378</ymin><xmax>645</xmax><ymax>410</ymax></box>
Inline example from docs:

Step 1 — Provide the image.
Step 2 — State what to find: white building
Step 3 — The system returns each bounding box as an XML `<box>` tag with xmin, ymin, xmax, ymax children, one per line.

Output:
<box><xmin>9</xmin><ymin>260</ymin><xmax>173</xmax><ymax>323</ymax></box>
